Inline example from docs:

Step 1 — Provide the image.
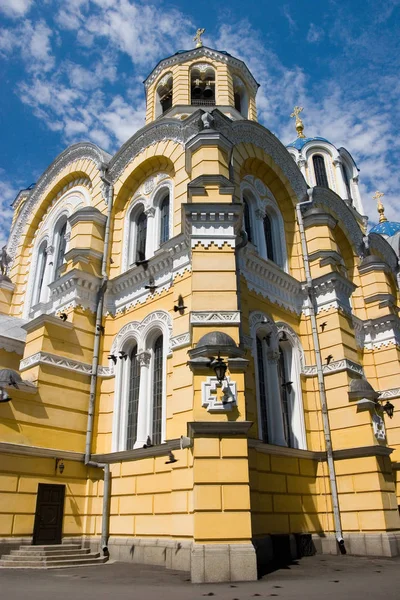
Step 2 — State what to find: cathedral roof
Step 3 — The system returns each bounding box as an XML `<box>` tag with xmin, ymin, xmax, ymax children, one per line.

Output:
<box><xmin>286</xmin><ymin>136</ymin><xmax>332</xmax><ymax>151</ymax></box>
<box><xmin>369</xmin><ymin>220</ymin><xmax>400</xmax><ymax>236</ymax></box>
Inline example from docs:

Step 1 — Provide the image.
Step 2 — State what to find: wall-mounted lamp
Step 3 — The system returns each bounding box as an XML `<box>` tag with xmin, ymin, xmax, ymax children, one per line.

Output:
<box><xmin>382</xmin><ymin>400</ymin><xmax>395</xmax><ymax>419</ymax></box>
<box><xmin>210</xmin><ymin>352</ymin><xmax>227</xmax><ymax>386</ymax></box>
<box><xmin>55</xmin><ymin>458</ymin><xmax>65</xmax><ymax>474</ymax></box>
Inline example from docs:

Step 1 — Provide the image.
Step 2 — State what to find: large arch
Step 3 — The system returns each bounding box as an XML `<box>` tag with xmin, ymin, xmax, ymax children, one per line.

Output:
<box><xmin>7</xmin><ymin>142</ymin><xmax>109</xmax><ymax>266</ymax></box>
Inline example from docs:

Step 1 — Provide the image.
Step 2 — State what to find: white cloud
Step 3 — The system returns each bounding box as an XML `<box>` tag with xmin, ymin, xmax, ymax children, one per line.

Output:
<box><xmin>307</xmin><ymin>23</ymin><xmax>324</xmax><ymax>43</ymax></box>
<box><xmin>0</xmin><ymin>19</ymin><xmax>54</xmax><ymax>72</ymax></box>
<box><xmin>0</xmin><ymin>0</ymin><xmax>33</xmax><ymax>19</ymax></box>
<box><xmin>0</xmin><ymin>175</ymin><xmax>18</xmax><ymax>247</ymax></box>
<box><xmin>282</xmin><ymin>5</ymin><xmax>297</xmax><ymax>33</ymax></box>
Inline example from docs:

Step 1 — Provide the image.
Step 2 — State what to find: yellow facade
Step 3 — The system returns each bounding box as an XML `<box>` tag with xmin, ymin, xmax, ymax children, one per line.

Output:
<box><xmin>1</xmin><ymin>43</ymin><xmax>400</xmax><ymax>581</ymax></box>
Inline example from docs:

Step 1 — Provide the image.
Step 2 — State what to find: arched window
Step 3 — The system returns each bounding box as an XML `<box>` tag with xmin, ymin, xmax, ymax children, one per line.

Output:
<box><xmin>33</xmin><ymin>240</ymin><xmax>48</xmax><ymax>305</ymax></box>
<box><xmin>243</xmin><ymin>198</ymin><xmax>252</xmax><ymax>243</ymax></box>
<box><xmin>155</xmin><ymin>74</ymin><xmax>173</xmax><ymax>117</ymax></box>
<box><xmin>54</xmin><ymin>220</ymin><xmax>67</xmax><ymax>280</ymax></box>
<box><xmin>191</xmin><ymin>65</ymin><xmax>215</xmax><ymax>106</ymax></box>
<box><xmin>263</xmin><ymin>213</ymin><xmax>275</xmax><ymax>262</ymax></box>
<box><xmin>126</xmin><ymin>345</ymin><xmax>140</xmax><ymax>450</ymax></box>
<box><xmin>256</xmin><ymin>336</ymin><xmax>269</xmax><ymax>442</ymax></box>
<box><xmin>313</xmin><ymin>154</ymin><xmax>329</xmax><ymax>188</ymax></box>
<box><xmin>152</xmin><ymin>334</ymin><xmax>164</xmax><ymax>445</ymax></box>
<box><xmin>130</xmin><ymin>210</ymin><xmax>147</xmax><ymax>264</ymax></box>
<box><xmin>160</xmin><ymin>194</ymin><xmax>170</xmax><ymax>245</ymax></box>
<box><xmin>253</xmin><ymin>321</ymin><xmax>306</xmax><ymax>450</ymax></box>
<box><xmin>233</xmin><ymin>76</ymin><xmax>249</xmax><ymax>118</ymax></box>
<box><xmin>278</xmin><ymin>346</ymin><xmax>292</xmax><ymax>448</ymax></box>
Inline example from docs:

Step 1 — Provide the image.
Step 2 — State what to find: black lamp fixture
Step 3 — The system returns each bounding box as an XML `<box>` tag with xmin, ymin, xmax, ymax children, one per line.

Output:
<box><xmin>55</xmin><ymin>458</ymin><xmax>65</xmax><ymax>474</ymax></box>
<box><xmin>210</xmin><ymin>352</ymin><xmax>228</xmax><ymax>386</ymax></box>
<box><xmin>382</xmin><ymin>400</ymin><xmax>395</xmax><ymax>419</ymax></box>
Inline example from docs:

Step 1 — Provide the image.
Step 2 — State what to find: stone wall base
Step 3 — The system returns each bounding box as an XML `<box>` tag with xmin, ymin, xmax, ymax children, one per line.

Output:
<box><xmin>312</xmin><ymin>532</ymin><xmax>400</xmax><ymax>557</ymax></box>
<box><xmin>0</xmin><ymin>537</ymin><xmax>32</xmax><ymax>556</ymax></box>
<box><xmin>191</xmin><ymin>543</ymin><xmax>258</xmax><ymax>583</ymax></box>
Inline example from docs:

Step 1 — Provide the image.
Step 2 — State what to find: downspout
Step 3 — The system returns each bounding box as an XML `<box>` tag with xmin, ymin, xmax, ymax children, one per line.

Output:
<box><xmin>296</xmin><ymin>188</ymin><xmax>345</xmax><ymax>554</ymax></box>
<box><xmin>85</xmin><ymin>166</ymin><xmax>114</xmax><ymax>554</ymax></box>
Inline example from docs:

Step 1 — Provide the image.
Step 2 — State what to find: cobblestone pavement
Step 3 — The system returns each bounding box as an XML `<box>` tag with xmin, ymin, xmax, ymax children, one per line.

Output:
<box><xmin>1</xmin><ymin>554</ymin><xmax>400</xmax><ymax>600</ymax></box>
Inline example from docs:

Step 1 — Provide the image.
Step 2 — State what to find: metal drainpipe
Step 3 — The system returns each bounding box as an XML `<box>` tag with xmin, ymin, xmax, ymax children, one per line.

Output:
<box><xmin>84</xmin><ymin>168</ymin><xmax>114</xmax><ymax>554</ymax></box>
<box><xmin>296</xmin><ymin>188</ymin><xmax>345</xmax><ymax>554</ymax></box>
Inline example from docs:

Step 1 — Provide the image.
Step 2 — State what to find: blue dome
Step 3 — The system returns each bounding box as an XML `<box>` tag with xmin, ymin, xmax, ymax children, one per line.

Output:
<box><xmin>287</xmin><ymin>136</ymin><xmax>331</xmax><ymax>151</ymax></box>
<box><xmin>370</xmin><ymin>221</ymin><xmax>400</xmax><ymax>236</ymax></box>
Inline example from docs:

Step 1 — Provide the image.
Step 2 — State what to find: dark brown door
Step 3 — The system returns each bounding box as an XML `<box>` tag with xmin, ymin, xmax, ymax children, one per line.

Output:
<box><xmin>33</xmin><ymin>483</ymin><xmax>65</xmax><ymax>545</ymax></box>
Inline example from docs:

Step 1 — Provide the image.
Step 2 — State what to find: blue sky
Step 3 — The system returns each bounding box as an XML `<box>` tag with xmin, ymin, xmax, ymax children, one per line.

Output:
<box><xmin>1</xmin><ymin>0</ymin><xmax>399</xmax><ymax>246</ymax></box>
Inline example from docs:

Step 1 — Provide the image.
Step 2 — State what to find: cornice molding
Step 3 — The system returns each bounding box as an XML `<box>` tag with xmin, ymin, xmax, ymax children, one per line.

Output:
<box><xmin>378</xmin><ymin>387</ymin><xmax>400</xmax><ymax>400</ymax></box>
<box><xmin>0</xmin><ymin>335</ymin><xmax>25</xmax><ymax>355</ymax></box>
<box><xmin>183</xmin><ymin>202</ymin><xmax>242</xmax><ymax>250</ymax></box>
<box><xmin>310</xmin><ymin>271</ymin><xmax>357</xmax><ymax>315</ymax></box>
<box><xmin>22</xmin><ymin>313</ymin><xmax>73</xmax><ymax>333</ymax></box>
<box><xmin>170</xmin><ymin>332</ymin><xmax>191</xmax><ymax>350</ymax></box>
<box><xmin>303</xmin><ymin>358</ymin><xmax>363</xmax><ymax>377</ymax></box>
<box><xmin>92</xmin><ymin>438</ymin><xmax>181</xmax><ymax>464</ymax></box>
<box><xmin>49</xmin><ymin>268</ymin><xmax>102</xmax><ymax>314</ymax></box>
<box><xmin>239</xmin><ymin>246</ymin><xmax>304</xmax><ymax>314</ymax></box>
<box><xmin>332</xmin><ymin>445</ymin><xmax>393</xmax><ymax>460</ymax></box>
<box><xmin>0</xmin><ymin>441</ymin><xmax>84</xmax><ymax>462</ymax></box>
<box><xmin>302</xmin><ymin>208</ymin><xmax>338</xmax><ymax>230</ymax></box>
<box><xmin>20</xmin><ymin>351</ymin><xmax>92</xmax><ymax>376</ymax></box>
<box><xmin>68</xmin><ymin>206</ymin><xmax>107</xmax><ymax>227</ymax></box>
<box><xmin>248</xmin><ymin>439</ymin><xmax>325</xmax><ymax>460</ymax></box>
<box><xmin>185</xmin><ymin>131</ymin><xmax>233</xmax><ymax>174</ymax></box>
<box><xmin>369</xmin><ymin>233</ymin><xmax>398</xmax><ymax>273</ymax></box>
<box><xmin>353</xmin><ymin>314</ymin><xmax>400</xmax><ymax>350</ymax></box>
<box><xmin>107</xmin><ymin>235</ymin><xmax>190</xmax><ymax>315</ymax></box>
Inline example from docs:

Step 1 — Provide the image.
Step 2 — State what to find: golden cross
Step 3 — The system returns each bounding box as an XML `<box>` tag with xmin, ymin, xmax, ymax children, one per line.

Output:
<box><xmin>290</xmin><ymin>106</ymin><xmax>305</xmax><ymax>138</ymax></box>
<box><xmin>373</xmin><ymin>191</ymin><xmax>387</xmax><ymax>223</ymax></box>
<box><xmin>373</xmin><ymin>191</ymin><xmax>384</xmax><ymax>201</ymax></box>
<box><xmin>194</xmin><ymin>28</ymin><xmax>205</xmax><ymax>48</ymax></box>
<box><xmin>290</xmin><ymin>106</ymin><xmax>303</xmax><ymax>120</ymax></box>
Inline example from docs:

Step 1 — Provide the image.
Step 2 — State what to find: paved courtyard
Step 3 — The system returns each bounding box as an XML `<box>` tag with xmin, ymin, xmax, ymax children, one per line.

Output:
<box><xmin>1</xmin><ymin>554</ymin><xmax>400</xmax><ymax>600</ymax></box>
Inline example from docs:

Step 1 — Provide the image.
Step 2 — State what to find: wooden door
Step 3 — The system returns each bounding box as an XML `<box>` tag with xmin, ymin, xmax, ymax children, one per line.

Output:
<box><xmin>33</xmin><ymin>483</ymin><xmax>65</xmax><ymax>545</ymax></box>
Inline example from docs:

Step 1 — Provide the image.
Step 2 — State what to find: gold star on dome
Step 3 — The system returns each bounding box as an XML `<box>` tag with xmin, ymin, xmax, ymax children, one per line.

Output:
<box><xmin>373</xmin><ymin>190</ymin><xmax>387</xmax><ymax>223</ymax></box>
<box><xmin>290</xmin><ymin>106</ymin><xmax>306</xmax><ymax>138</ymax></box>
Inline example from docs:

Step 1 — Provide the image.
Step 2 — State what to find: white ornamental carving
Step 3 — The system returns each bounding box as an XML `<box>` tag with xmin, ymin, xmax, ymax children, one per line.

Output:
<box><xmin>202</xmin><ymin>376</ymin><xmax>237</xmax><ymax>413</ymax></box>
<box><xmin>20</xmin><ymin>351</ymin><xmax>92</xmax><ymax>376</ymax></box>
<box><xmin>190</xmin><ymin>311</ymin><xmax>240</xmax><ymax>325</ymax></box>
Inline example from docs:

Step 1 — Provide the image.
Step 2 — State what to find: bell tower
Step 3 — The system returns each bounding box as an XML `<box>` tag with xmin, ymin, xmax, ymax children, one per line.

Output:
<box><xmin>143</xmin><ymin>29</ymin><xmax>259</xmax><ymax>124</ymax></box>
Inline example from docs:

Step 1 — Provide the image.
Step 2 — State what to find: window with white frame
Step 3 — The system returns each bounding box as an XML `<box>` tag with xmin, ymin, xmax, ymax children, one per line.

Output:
<box><xmin>159</xmin><ymin>193</ymin><xmax>170</xmax><ymax>245</ymax></box>
<box><xmin>253</xmin><ymin>316</ymin><xmax>306</xmax><ymax>449</ymax></box>
<box><xmin>111</xmin><ymin>312</ymin><xmax>171</xmax><ymax>452</ymax></box>
<box><xmin>54</xmin><ymin>218</ymin><xmax>68</xmax><ymax>280</ymax></box>
<box><xmin>313</xmin><ymin>154</ymin><xmax>329</xmax><ymax>188</ymax></box>
<box><xmin>33</xmin><ymin>240</ymin><xmax>48</xmax><ymax>305</ymax></box>
<box><xmin>128</xmin><ymin>205</ymin><xmax>148</xmax><ymax>265</ymax></box>
<box><xmin>241</xmin><ymin>183</ymin><xmax>287</xmax><ymax>270</ymax></box>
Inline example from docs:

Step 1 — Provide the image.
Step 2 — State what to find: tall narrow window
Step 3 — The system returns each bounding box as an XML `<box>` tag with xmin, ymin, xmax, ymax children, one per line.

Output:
<box><xmin>313</xmin><ymin>154</ymin><xmax>329</xmax><ymax>188</ymax></box>
<box><xmin>256</xmin><ymin>337</ymin><xmax>269</xmax><ymax>442</ymax></box>
<box><xmin>160</xmin><ymin>194</ymin><xmax>170</xmax><ymax>245</ymax></box>
<box><xmin>342</xmin><ymin>165</ymin><xmax>352</xmax><ymax>201</ymax></box>
<box><xmin>136</xmin><ymin>211</ymin><xmax>147</xmax><ymax>262</ymax></box>
<box><xmin>278</xmin><ymin>347</ymin><xmax>292</xmax><ymax>447</ymax></box>
<box><xmin>55</xmin><ymin>222</ymin><xmax>67</xmax><ymax>280</ymax></box>
<box><xmin>243</xmin><ymin>199</ymin><xmax>252</xmax><ymax>243</ymax></box>
<box><xmin>263</xmin><ymin>213</ymin><xmax>275</xmax><ymax>262</ymax></box>
<box><xmin>152</xmin><ymin>335</ymin><xmax>163</xmax><ymax>445</ymax></box>
<box><xmin>34</xmin><ymin>241</ymin><xmax>48</xmax><ymax>304</ymax></box>
<box><xmin>126</xmin><ymin>346</ymin><xmax>140</xmax><ymax>449</ymax></box>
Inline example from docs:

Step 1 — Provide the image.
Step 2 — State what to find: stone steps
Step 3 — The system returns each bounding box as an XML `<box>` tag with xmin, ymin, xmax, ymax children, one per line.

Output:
<box><xmin>0</xmin><ymin>543</ymin><xmax>107</xmax><ymax>569</ymax></box>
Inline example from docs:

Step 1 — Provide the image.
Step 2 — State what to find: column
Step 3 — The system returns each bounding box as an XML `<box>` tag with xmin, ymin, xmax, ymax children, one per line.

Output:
<box><xmin>333</xmin><ymin>158</ymin><xmax>348</xmax><ymax>201</ymax></box>
<box><xmin>134</xmin><ymin>350</ymin><xmax>151</xmax><ymax>448</ymax></box>
<box><xmin>145</xmin><ymin>207</ymin><xmax>156</xmax><ymax>259</ymax></box>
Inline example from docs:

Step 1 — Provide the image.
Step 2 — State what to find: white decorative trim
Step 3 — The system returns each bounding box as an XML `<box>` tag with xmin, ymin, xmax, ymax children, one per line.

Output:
<box><xmin>20</xmin><ymin>351</ymin><xmax>92</xmax><ymax>376</ymax></box>
<box><xmin>352</xmin><ymin>314</ymin><xmax>400</xmax><ymax>350</ymax></box>
<box><xmin>190</xmin><ymin>311</ymin><xmax>240</xmax><ymax>325</ymax></box>
<box><xmin>302</xmin><ymin>359</ymin><xmax>363</xmax><ymax>377</ymax></box>
<box><xmin>107</xmin><ymin>236</ymin><xmax>190</xmax><ymax>315</ymax></box>
<box><xmin>170</xmin><ymin>333</ymin><xmax>191</xmax><ymax>350</ymax></box>
<box><xmin>239</xmin><ymin>246</ymin><xmax>304</xmax><ymax>314</ymax></box>
<box><xmin>378</xmin><ymin>388</ymin><xmax>400</xmax><ymax>400</ymax></box>
<box><xmin>184</xmin><ymin>204</ymin><xmax>242</xmax><ymax>250</ymax></box>
<box><xmin>110</xmin><ymin>310</ymin><xmax>172</xmax><ymax>358</ymax></box>
<box><xmin>309</xmin><ymin>272</ymin><xmax>356</xmax><ymax>315</ymax></box>
<box><xmin>201</xmin><ymin>376</ymin><xmax>237</xmax><ymax>412</ymax></box>
<box><xmin>49</xmin><ymin>269</ymin><xmax>101</xmax><ymax>314</ymax></box>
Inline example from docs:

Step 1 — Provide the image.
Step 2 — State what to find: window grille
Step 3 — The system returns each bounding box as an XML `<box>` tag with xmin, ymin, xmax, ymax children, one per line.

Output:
<box><xmin>136</xmin><ymin>211</ymin><xmax>147</xmax><ymax>262</ymax></box>
<box><xmin>160</xmin><ymin>194</ymin><xmax>170</xmax><ymax>245</ymax></box>
<box><xmin>313</xmin><ymin>154</ymin><xmax>329</xmax><ymax>188</ymax></box>
<box><xmin>55</xmin><ymin>222</ymin><xmax>67</xmax><ymax>280</ymax></box>
<box><xmin>278</xmin><ymin>347</ymin><xmax>292</xmax><ymax>447</ymax></box>
<box><xmin>263</xmin><ymin>213</ymin><xmax>275</xmax><ymax>262</ymax></box>
<box><xmin>243</xmin><ymin>199</ymin><xmax>252</xmax><ymax>243</ymax></box>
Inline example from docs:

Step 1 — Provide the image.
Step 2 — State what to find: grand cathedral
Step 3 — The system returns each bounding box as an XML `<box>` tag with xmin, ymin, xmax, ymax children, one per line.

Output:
<box><xmin>1</xmin><ymin>32</ymin><xmax>400</xmax><ymax>581</ymax></box>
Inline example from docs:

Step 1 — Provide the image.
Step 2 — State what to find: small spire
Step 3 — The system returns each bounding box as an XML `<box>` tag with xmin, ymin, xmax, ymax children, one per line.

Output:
<box><xmin>290</xmin><ymin>106</ymin><xmax>306</xmax><ymax>138</ymax></box>
<box><xmin>194</xmin><ymin>28</ymin><xmax>205</xmax><ymax>48</ymax></box>
<box><xmin>373</xmin><ymin>190</ymin><xmax>387</xmax><ymax>223</ymax></box>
